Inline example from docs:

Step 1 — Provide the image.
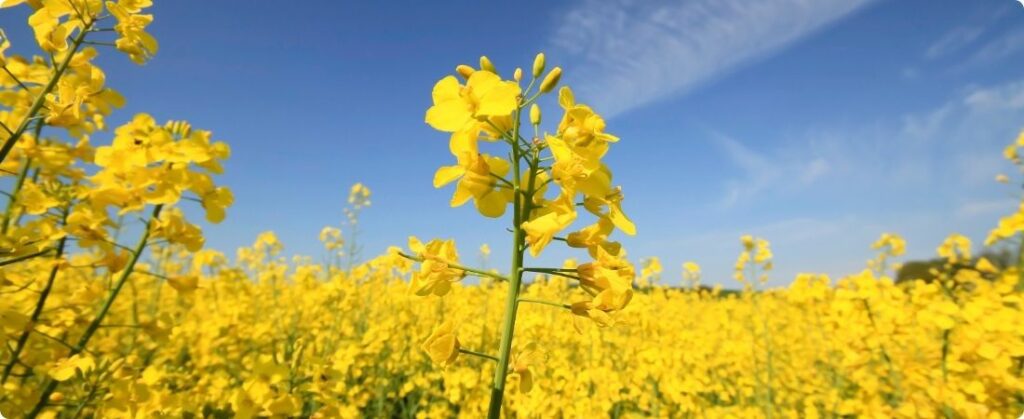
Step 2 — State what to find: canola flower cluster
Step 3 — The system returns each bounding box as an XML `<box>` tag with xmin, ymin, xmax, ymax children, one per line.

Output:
<box><xmin>1</xmin><ymin>1</ymin><xmax>1023</xmax><ymax>417</ymax></box>
<box><xmin>412</xmin><ymin>53</ymin><xmax>639</xmax><ymax>416</ymax></box>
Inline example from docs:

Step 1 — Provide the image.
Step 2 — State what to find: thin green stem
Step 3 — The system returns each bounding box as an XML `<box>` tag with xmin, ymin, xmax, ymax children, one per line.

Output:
<box><xmin>2</xmin><ymin>153</ymin><xmax>37</xmax><ymax>235</ymax></box>
<box><xmin>523</xmin><ymin>267</ymin><xmax>575</xmax><ymax>273</ymax></box>
<box><xmin>522</xmin><ymin>267</ymin><xmax>581</xmax><ymax>281</ymax></box>
<box><xmin>490</xmin><ymin>173</ymin><xmax>514</xmax><ymax>188</ymax></box>
<box><xmin>0</xmin><ymin>19</ymin><xmax>93</xmax><ymax>166</ymax></box>
<box><xmin>459</xmin><ymin>348</ymin><xmax>499</xmax><ymax>363</ymax></box>
<box><xmin>2</xmin><ymin>65</ymin><xmax>30</xmax><ymax>90</ymax></box>
<box><xmin>1017</xmin><ymin>232</ymin><xmax>1024</xmax><ymax>292</ymax></box>
<box><xmin>397</xmin><ymin>252</ymin><xmax>507</xmax><ymax>282</ymax></box>
<box><xmin>0</xmin><ymin>210</ymin><xmax>68</xmax><ymax>385</ymax></box>
<box><xmin>517</xmin><ymin>297</ymin><xmax>571</xmax><ymax>310</ymax></box>
<box><xmin>25</xmin><ymin>204</ymin><xmax>162</xmax><ymax>418</ymax></box>
<box><xmin>0</xmin><ymin>248</ymin><xmax>54</xmax><ymax>267</ymax></box>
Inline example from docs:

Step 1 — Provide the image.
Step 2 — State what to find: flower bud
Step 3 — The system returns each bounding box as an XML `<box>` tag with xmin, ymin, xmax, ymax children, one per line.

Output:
<box><xmin>532</xmin><ymin>53</ymin><xmax>545</xmax><ymax>78</ymax></box>
<box><xmin>455</xmin><ymin>65</ymin><xmax>474</xmax><ymax>80</ymax></box>
<box><xmin>539</xmin><ymin>67</ymin><xmax>562</xmax><ymax>93</ymax></box>
<box><xmin>529</xmin><ymin>104</ymin><xmax>541</xmax><ymax>126</ymax></box>
<box><xmin>741</xmin><ymin>235</ymin><xmax>754</xmax><ymax>251</ymax></box>
<box><xmin>576</xmin><ymin>263</ymin><xmax>598</xmax><ymax>289</ymax></box>
<box><xmin>479</xmin><ymin>56</ymin><xmax>496</xmax><ymax>73</ymax></box>
<box><xmin>514</xmin><ymin>67</ymin><xmax>523</xmax><ymax>82</ymax></box>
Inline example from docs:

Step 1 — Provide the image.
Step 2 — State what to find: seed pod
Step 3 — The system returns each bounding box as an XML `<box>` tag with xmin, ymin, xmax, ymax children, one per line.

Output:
<box><xmin>539</xmin><ymin>67</ymin><xmax>562</xmax><ymax>93</ymax></box>
<box><xmin>532</xmin><ymin>53</ymin><xmax>545</xmax><ymax>78</ymax></box>
<box><xmin>530</xmin><ymin>104</ymin><xmax>541</xmax><ymax>126</ymax></box>
<box><xmin>456</xmin><ymin>65</ymin><xmax>474</xmax><ymax>80</ymax></box>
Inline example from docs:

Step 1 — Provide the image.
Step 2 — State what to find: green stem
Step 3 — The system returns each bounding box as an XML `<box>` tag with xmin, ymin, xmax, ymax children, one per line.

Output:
<box><xmin>2</xmin><ymin>65</ymin><xmax>30</xmax><ymax>90</ymax></box>
<box><xmin>0</xmin><ymin>20</ymin><xmax>93</xmax><ymax>165</ymax></box>
<box><xmin>487</xmin><ymin>105</ymin><xmax>532</xmax><ymax>419</ymax></box>
<box><xmin>398</xmin><ymin>252</ymin><xmax>507</xmax><ymax>281</ymax></box>
<box><xmin>517</xmin><ymin>297</ymin><xmax>571</xmax><ymax>310</ymax></box>
<box><xmin>860</xmin><ymin>298</ymin><xmax>902</xmax><ymax>404</ymax></box>
<box><xmin>2</xmin><ymin>153</ymin><xmax>34</xmax><ymax>234</ymax></box>
<box><xmin>1017</xmin><ymin>233</ymin><xmax>1024</xmax><ymax>292</ymax></box>
<box><xmin>0</xmin><ymin>210</ymin><xmax>68</xmax><ymax>385</ymax></box>
<box><xmin>522</xmin><ymin>267</ymin><xmax>580</xmax><ymax>281</ymax></box>
<box><xmin>459</xmin><ymin>348</ymin><xmax>499</xmax><ymax>363</ymax></box>
<box><xmin>0</xmin><ymin>248</ymin><xmax>54</xmax><ymax>267</ymax></box>
<box><xmin>25</xmin><ymin>204</ymin><xmax>162</xmax><ymax>418</ymax></box>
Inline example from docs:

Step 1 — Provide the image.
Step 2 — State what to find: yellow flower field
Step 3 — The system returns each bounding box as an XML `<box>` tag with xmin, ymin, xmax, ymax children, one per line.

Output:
<box><xmin>1</xmin><ymin>1</ymin><xmax>1023</xmax><ymax>418</ymax></box>
<box><xmin>2</xmin><ymin>228</ymin><xmax>1023</xmax><ymax>418</ymax></box>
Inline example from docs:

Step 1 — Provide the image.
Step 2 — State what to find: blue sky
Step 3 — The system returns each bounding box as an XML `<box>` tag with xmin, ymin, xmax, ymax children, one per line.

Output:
<box><xmin>4</xmin><ymin>0</ymin><xmax>1024</xmax><ymax>287</ymax></box>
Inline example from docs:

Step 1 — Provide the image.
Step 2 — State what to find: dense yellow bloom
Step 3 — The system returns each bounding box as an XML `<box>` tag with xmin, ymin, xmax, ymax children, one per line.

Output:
<box><xmin>638</xmin><ymin>256</ymin><xmax>662</xmax><ymax>286</ymax></box>
<box><xmin>89</xmin><ymin>113</ymin><xmax>232</xmax><ymax>222</ymax></box>
<box><xmin>152</xmin><ymin>207</ymin><xmax>204</xmax><ymax>251</ymax></box>
<box><xmin>937</xmin><ymin>233</ymin><xmax>971</xmax><ymax>264</ymax></box>
<box><xmin>557</xmin><ymin>86</ymin><xmax>619</xmax><ymax>145</ymax></box>
<box><xmin>106</xmin><ymin>0</ymin><xmax>158</xmax><ymax>64</ymax></box>
<box><xmin>735</xmin><ymin>235</ymin><xmax>772</xmax><ymax>285</ymax></box>
<box><xmin>566</xmin><ymin>217</ymin><xmax>615</xmax><ymax>254</ymax></box>
<box><xmin>28</xmin><ymin>1</ymin><xmax>78</xmax><ymax>53</ymax></box>
<box><xmin>433</xmin><ymin>130</ymin><xmax>513</xmax><ymax>217</ymax></box>
<box><xmin>583</xmin><ymin>189</ymin><xmax>636</xmax><ymax>236</ymax></box>
<box><xmin>348</xmin><ymin>182</ymin><xmax>371</xmax><ymax>208</ymax></box>
<box><xmin>5</xmin><ymin>30</ymin><xmax>1022</xmax><ymax>418</ymax></box>
<box><xmin>319</xmin><ymin>226</ymin><xmax>344</xmax><ymax>251</ymax></box>
<box><xmin>575</xmin><ymin>246</ymin><xmax>634</xmax><ymax>319</ymax></box>
<box><xmin>0</xmin><ymin>227</ymin><xmax>1022</xmax><ymax>417</ymax></box>
<box><xmin>872</xmin><ymin>232</ymin><xmax>906</xmax><ymax>257</ymax></box>
<box><xmin>522</xmin><ymin>190</ymin><xmax>576</xmax><ymax>257</ymax></box>
<box><xmin>16</xmin><ymin>180</ymin><xmax>59</xmax><ymax>215</ymax></box>
<box><xmin>407</xmin><ymin>236</ymin><xmax>463</xmax><ymax>296</ymax></box>
<box><xmin>48</xmin><ymin>354</ymin><xmax>95</xmax><ymax>382</ymax></box>
<box><xmin>987</xmin><ymin>130</ymin><xmax>1024</xmax><ymax>245</ymax></box>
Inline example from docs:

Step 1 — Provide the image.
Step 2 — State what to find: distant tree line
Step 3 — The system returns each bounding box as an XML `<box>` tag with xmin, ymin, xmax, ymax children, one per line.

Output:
<box><xmin>896</xmin><ymin>246</ymin><xmax>1017</xmax><ymax>284</ymax></box>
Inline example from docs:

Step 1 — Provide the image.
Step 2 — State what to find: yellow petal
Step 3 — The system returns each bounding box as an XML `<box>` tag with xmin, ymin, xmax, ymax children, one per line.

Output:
<box><xmin>433</xmin><ymin>165</ymin><xmax>464</xmax><ymax>188</ymax></box>
<box><xmin>408</xmin><ymin>236</ymin><xmax>425</xmax><ymax>254</ymax></box>
<box><xmin>475</xmin><ymin>191</ymin><xmax>508</xmax><ymax>218</ymax></box>
<box><xmin>558</xmin><ymin>86</ymin><xmax>575</xmax><ymax>109</ymax></box>
<box><xmin>610</xmin><ymin>204</ymin><xmax>636</xmax><ymax>236</ymax></box>
<box><xmin>425</xmin><ymin>99</ymin><xmax>472</xmax><ymax>132</ymax></box>
<box><xmin>451</xmin><ymin>183</ymin><xmax>473</xmax><ymax>207</ymax></box>
<box><xmin>431</xmin><ymin>75</ymin><xmax>461</xmax><ymax>103</ymax></box>
<box><xmin>477</xmin><ymin>82</ymin><xmax>520</xmax><ymax>117</ymax></box>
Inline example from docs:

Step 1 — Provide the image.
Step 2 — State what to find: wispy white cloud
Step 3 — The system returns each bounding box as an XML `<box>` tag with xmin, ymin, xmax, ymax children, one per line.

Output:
<box><xmin>957</xmin><ymin>199</ymin><xmax>1017</xmax><ymax>218</ymax></box>
<box><xmin>712</xmin><ymin>132</ymin><xmax>830</xmax><ymax>207</ymax></box>
<box><xmin>912</xmin><ymin>5</ymin><xmax>1014</xmax><ymax>75</ymax></box>
<box><xmin>962</xmin><ymin>27</ymin><xmax>1024</xmax><ymax>69</ymax></box>
<box><xmin>925</xmin><ymin>25</ymin><xmax>984</xmax><ymax>59</ymax></box>
<box><xmin>713</xmin><ymin>77</ymin><xmax>1024</xmax><ymax>209</ymax></box>
<box><xmin>549</xmin><ymin>0</ymin><xmax>878</xmax><ymax>117</ymax></box>
<box><xmin>964</xmin><ymin>78</ymin><xmax>1024</xmax><ymax>111</ymax></box>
